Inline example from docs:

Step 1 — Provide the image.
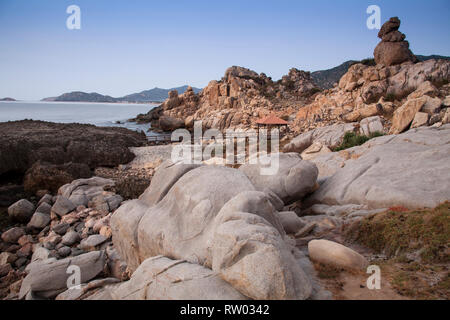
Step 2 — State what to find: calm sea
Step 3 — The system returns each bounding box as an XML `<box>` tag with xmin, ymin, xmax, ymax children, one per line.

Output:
<box><xmin>0</xmin><ymin>101</ymin><xmax>159</xmax><ymax>136</ymax></box>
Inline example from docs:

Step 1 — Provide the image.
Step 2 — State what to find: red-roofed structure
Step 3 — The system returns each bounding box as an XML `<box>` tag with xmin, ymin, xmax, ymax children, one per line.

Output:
<box><xmin>256</xmin><ymin>114</ymin><xmax>288</xmax><ymax>125</ymax></box>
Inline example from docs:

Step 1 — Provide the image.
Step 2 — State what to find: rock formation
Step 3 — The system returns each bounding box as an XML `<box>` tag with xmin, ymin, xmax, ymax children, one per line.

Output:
<box><xmin>111</xmin><ymin>158</ymin><xmax>320</xmax><ymax>300</ymax></box>
<box><xmin>374</xmin><ymin>17</ymin><xmax>417</xmax><ymax>66</ymax></box>
<box><xmin>134</xmin><ymin>66</ymin><xmax>319</xmax><ymax>132</ymax></box>
<box><xmin>0</xmin><ymin>121</ymin><xmax>147</xmax><ymax>203</ymax></box>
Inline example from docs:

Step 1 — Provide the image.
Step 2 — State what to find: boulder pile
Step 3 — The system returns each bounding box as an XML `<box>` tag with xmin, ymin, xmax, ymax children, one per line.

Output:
<box><xmin>133</xmin><ymin>66</ymin><xmax>319</xmax><ymax>132</ymax></box>
<box><xmin>0</xmin><ymin>177</ymin><xmax>127</xmax><ymax>299</ymax></box>
<box><xmin>374</xmin><ymin>17</ymin><xmax>417</xmax><ymax>66</ymax></box>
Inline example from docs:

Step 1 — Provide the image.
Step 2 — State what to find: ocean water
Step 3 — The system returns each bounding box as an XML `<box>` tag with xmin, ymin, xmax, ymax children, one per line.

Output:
<box><xmin>0</xmin><ymin>101</ymin><xmax>159</xmax><ymax>136</ymax></box>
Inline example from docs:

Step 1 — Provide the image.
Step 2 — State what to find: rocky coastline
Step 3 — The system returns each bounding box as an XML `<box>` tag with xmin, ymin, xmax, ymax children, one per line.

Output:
<box><xmin>0</xmin><ymin>17</ymin><xmax>449</xmax><ymax>300</ymax></box>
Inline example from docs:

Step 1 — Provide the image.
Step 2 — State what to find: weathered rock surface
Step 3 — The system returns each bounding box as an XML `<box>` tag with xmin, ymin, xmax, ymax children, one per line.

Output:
<box><xmin>307</xmin><ymin>125</ymin><xmax>450</xmax><ymax>209</ymax></box>
<box><xmin>112</xmin><ymin>164</ymin><xmax>314</xmax><ymax>299</ymax></box>
<box><xmin>308</xmin><ymin>240</ymin><xmax>368</xmax><ymax>271</ymax></box>
<box><xmin>19</xmin><ymin>251</ymin><xmax>106</xmax><ymax>299</ymax></box>
<box><xmin>27</xmin><ymin>211</ymin><xmax>51</xmax><ymax>229</ymax></box>
<box><xmin>111</xmin><ymin>256</ymin><xmax>247</xmax><ymax>300</ymax></box>
<box><xmin>51</xmin><ymin>196</ymin><xmax>76</xmax><ymax>217</ymax></box>
<box><xmin>134</xmin><ymin>67</ymin><xmax>319</xmax><ymax>132</ymax></box>
<box><xmin>239</xmin><ymin>153</ymin><xmax>318</xmax><ymax>205</ymax></box>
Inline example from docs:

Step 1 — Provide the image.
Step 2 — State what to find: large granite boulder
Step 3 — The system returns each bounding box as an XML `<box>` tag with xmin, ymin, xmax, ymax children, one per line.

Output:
<box><xmin>111</xmin><ymin>164</ymin><xmax>314</xmax><ymax>300</ymax></box>
<box><xmin>306</xmin><ymin>125</ymin><xmax>450</xmax><ymax>209</ymax></box>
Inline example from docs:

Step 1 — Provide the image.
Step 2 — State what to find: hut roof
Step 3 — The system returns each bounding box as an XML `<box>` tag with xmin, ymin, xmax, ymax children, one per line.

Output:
<box><xmin>256</xmin><ymin>114</ymin><xmax>288</xmax><ymax>125</ymax></box>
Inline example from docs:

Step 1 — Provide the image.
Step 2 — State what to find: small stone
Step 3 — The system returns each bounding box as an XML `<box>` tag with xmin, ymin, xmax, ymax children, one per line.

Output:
<box><xmin>61</xmin><ymin>231</ymin><xmax>81</xmax><ymax>246</ymax></box>
<box><xmin>0</xmin><ymin>263</ymin><xmax>12</xmax><ymax>277</ymax></box>
<box><xmin>99</xmin><ymin>226</ymin><xmax>112</xmax><ymax>239</ymax></box>
<box><xmin>31</xmin><ymin>247</ymin><xmax>50</xmax><ymax>262</ymax></box>
<box><xmin>18</xmin><ymin>235</ymin><xmax>34</xmax><ymax>246</ymax></box>
<box><xmin>14</xmin><ymin>257</ymin><xmax>28</xmax><ymax>268</ymax></box>
<box><xmin>52</xmin><ymin>223</ymin><xmax>70</xmax><ymax>236</ymax></box>
<box><xmin>80</xmin><ymin>234</ymin><xmax>107</xmax><ymax>251</ymax></box>
<box><xmin>421</xmin><ymin>97</ymin><xmax>442</xmax><ymax>115</ymax></box>
<box><xmin>60</xmin><ymin>212</ymin><xmax>80</xmax><ymax>225</ymax></box>
<box><xmin>74</xmin><ymin>222</ymin><xmax>85</xmax><ymax>233</ymax></box>
<box><xmin>71</xmin><ymin>248</ymin><xmax>84</xmax><ymax>257</ymax></box>
<box><xmin>43</xmin><ymin>233</ymin><xmax>62</xmax><ymax>250</ymax></box>
<box><xmin>37</xmin><ymin>194</ymin><xmax>53</xmax><ymax>206</ymax></box>
<box><xmin>411</xmin><ymin>112</ymin><xmax>429</xmax><ymax>128</ymax></box>
<box><xmin>17</xmin><ymin>243</ymin><xmax>33</xmax><ymax>258</ymax></box>
<box><xmin>8</xmin><ymin>199</ymin><xmax>35</xmax><ymax>223</ymax></box>
<box><xmin>57</xmin><ymin>246</ymin><xmax>72</xmax><ymax>258</ymax></box>
<box><xmin>27</xmin><ymin>211</ymin><xmax>51</xmax><ymax>230</ymax></box>
<box><xmin>1</xmin><ymin>227</ymin><xmax>25</xmax><ymax>244</ymax></box>
<box><xmin>35</xmin><ymin>202</ymin><xmax>52</xmax><ymax>215</ymax></box>
<box><xmin>51</xmin><ymin>196</ymin><xmax>76</xmax><ymax>217</ymax></box>
<box><xmin>0</xmin><ymin>252</ymin><xmax>17</xmax><ymax>265</ymax></box>
<box><xmin>5</xmin><ymin>244</ymin><xmax>20</xmax><ymax>253</ymax></box>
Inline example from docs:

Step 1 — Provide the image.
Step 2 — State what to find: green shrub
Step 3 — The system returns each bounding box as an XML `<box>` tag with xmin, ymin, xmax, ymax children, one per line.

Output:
<box><xmin>334</xmin><ymin>131</ymin><xmax>384</xmax><ymax>151</ymax></box>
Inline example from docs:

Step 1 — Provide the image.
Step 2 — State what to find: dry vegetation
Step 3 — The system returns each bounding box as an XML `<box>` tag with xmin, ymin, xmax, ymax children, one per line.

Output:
<box><xmin>345</xmin><ymin>203</ymin><xmax>450</xmax><ymax>299</ymax></box>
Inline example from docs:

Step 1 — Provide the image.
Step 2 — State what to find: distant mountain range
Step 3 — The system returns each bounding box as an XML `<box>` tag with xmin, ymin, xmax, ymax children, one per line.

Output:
<box><xmin>42</xmin><ymin>85</ymin><xmax>201</xmax><ymax>103</ymax></box>
<box><xmin>0</xmin><ymin>97</ymin><xmax>16</xmax><ymax>101</ymax></box>
<box><xmin>311</xmin><ymin>54</ymin><xmax>450</xmax><ymax>90</ymax></box>
<box><xmin>40</xmin><ymin>55</ymin><xmax>449</xmax><ymax>102</ymax></box>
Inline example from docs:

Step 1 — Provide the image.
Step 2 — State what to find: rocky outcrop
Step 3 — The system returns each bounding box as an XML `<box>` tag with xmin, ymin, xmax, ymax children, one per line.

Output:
<box><xmin>292</xmin><ymin>59</ymin><xmax>450</xmax><ymax>134</ymax></box>
<box><xmin>0</xmin><ymin>121</ymin><xmax>147</xmax><ymax>198</ymax></box>
<box><xmin>0</xmin><ymin>177</ymin><xmax>127</xmax><ymax>300</ymax></box>
<box><xmin>306</xmin><ymin>125</ymin><xmax>450</xmax><ymax>209</ymax></box>
<box><xmin>374</xmin><ymin>17</ymin><xmax>417</xmax><ymax>66</ymax></box>
<box><xmin>111</xmin><ymin>160</ymin><xmax>320</xmax><ymax>300</ymax></box>
<box><xmin>135</xmin><ymin>67</ymin><xmax>319</xmax><ymax>132</ymax></box>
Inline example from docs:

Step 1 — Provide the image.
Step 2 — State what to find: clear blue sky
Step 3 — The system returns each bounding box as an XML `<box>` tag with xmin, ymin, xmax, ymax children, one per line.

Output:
<box><xmin>0</xmin><ymin>0</ymin><xmax>449</xmax><ymax>100</ymax></box>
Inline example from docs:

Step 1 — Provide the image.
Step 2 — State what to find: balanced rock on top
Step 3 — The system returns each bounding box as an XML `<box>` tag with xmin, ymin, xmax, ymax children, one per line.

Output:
<box><xmin>374</xmin><ymin>17</ymin><xmax>417</xmax><ymax>66</ymax></box>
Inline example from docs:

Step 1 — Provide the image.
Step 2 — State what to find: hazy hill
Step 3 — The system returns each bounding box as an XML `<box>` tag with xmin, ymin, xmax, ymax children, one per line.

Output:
<box><xmin>42</xmin><ymin>86</ymin><xmax>201</xmax><ymax>103</ymax></box>
<box><xmin>119</xmin><ymin>85</ymin><xmax>201</xmax><ymax>103</ymax></box>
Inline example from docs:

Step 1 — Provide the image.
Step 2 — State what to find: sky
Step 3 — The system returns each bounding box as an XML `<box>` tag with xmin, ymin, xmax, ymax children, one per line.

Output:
<box><xmin>0</xmin><ymin>0</ymin><xmax>449</xmax><ymax>101</ymax></box>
